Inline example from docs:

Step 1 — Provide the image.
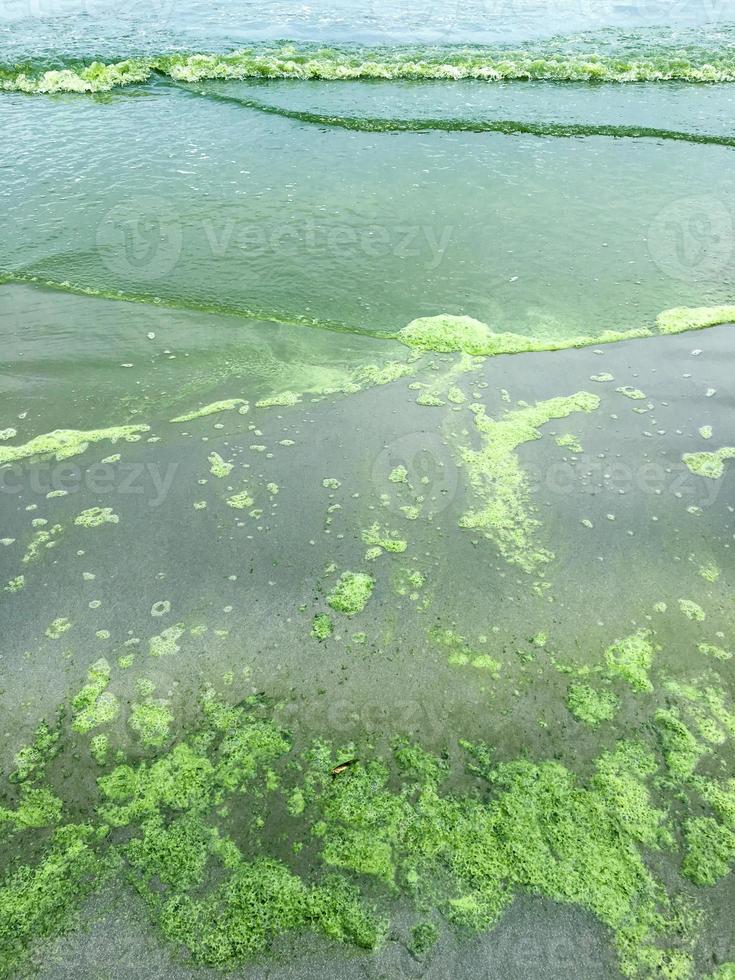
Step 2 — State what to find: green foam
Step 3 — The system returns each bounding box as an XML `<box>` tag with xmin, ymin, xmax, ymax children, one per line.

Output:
<box><xmin>0</xmin><ymin>425</ymin><xmax>149</xmax><ymax>465</ymax></box>
<box><xmin>171</xmin><ymin>399</ymin><xmax>249</xmax><ymax>423</ymax></box>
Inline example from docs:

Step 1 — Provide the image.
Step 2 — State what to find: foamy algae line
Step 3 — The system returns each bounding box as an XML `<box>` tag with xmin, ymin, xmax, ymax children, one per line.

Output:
<box><xmin>4</xmin><ymin>42</ymin><xmax>735</xmax><ymax>92</ymax></box>
<box><xmin>0</xmin><ymin>425</ymin><xmax>149</xmax><ymax>465</ymax></box>
<box><xmin>2</xmin><ymin>276</ymin><xmax>734</xmax><ymax>355</ymax></box>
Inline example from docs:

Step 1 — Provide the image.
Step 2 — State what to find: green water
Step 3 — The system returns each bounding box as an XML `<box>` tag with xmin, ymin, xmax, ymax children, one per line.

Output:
<box><xmin>1</xmin><ymin>7</ymin><xmax>735</xmax><ymax>979</ymax></box>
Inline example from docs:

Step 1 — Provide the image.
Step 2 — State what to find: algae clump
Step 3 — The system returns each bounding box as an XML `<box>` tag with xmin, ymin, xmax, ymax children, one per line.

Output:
<box><xmin>0</xmin><ymin>424</ymin><xmax>149</xmax><ymax>465</ymax></box>
<box><xmin>129</xmin><ymin>698</ymin><xmax>173</xmax><ymax>748</ymax></box>
<box><xmin>311</xmin><ymin>614</ymin><xmax>334</xmax><ymax>641</ymax></box>
<box><xmin>327</xmin><ymin>572</ymin><xmax>375</xmax><ymax>616</ymax></box>
<box><xmin>656</xmin><ymin>305</ymin><xmax>735</xmax><ymax>335</ymax></box>
<box><xmin>566</xmin><ymin>683</ymin><xmax>619</xmax><ymax>726</ymax></box>
<box><xmin>227</xmin><ymin>490</ymin><xmax>254</xmax><ymax>510</ymax></box>
<box><xmin>682</xmin><ymin>817</ymin><xmax>735</xmax><ymax>886</ymax></box>
<box><xmin>361</xmin><ymin>523</ymin><xmax>407</xmax><ymax>556</ymax></box>
<box><xmin>208</xmin><ymin>452</ymin><xmax>233</xmax><ymax>478</ymax></box>
<box><xmin>604</xmin><ymin>630</ymin><xmax>654</xmax><ymax>692</ymax></box>
<box><xmin>74</xmin><ymin>507</ymin><xmax>119</xmax><ymax>528</ymax></box>
<box><xmin>170</xmin><ymin>399</ymin><xmax>248</xmax><ymax>423</ymax></box>
<box><xmin>678</xmin><ymin>599</ymin><xmax>705</xmax><ymax>622</ymax></box>
<box><xmin>149</xmin><ymin>624</ymin><xmax>185</xmax><ymax>658</ymax></box>
<box><xmin>682</xmin><ymin>447</ymin><xmax>735</xmax><ymax>480</ymax></box>
<box><xmin>71</xmin><ymin>659</ymin><xmax>119</xmax><ymax>733</ymax></box>
<box><xmin>45</xmin><ymin>617</ymin><xmax>71</xmax><ymax>640</ymax></box>
<box><xmin>398</xmin><ymin>313</ymin><xmax>652</xmax><ymax>358</ymax></box>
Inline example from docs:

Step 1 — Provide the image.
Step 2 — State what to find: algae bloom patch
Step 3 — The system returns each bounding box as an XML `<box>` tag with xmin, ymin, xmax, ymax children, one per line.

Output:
<box><xmin>327</xmin><ymin>572</ymin><xmax>375</xmax><ymax>616</ymax></box>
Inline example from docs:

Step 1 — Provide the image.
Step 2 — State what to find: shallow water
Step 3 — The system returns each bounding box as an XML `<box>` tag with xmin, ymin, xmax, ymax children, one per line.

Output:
<box><xmin>1</xmin><ymin>3</ymin><xmax>734</xmax><ymax>979</ymax></box>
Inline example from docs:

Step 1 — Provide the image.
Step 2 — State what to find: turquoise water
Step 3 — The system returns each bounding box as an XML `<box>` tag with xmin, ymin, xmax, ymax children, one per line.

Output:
<box><xmin>1</xmin><ymin>4</ymin><xmax>734</xmax><ymax>979</ymax></box>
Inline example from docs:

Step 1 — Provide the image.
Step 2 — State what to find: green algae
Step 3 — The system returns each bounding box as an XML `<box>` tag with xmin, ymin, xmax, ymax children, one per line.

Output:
<box><xmin>395</xmin><ymin>304</ymin><xmax>735</xmax><ymax>367</ymax></box>
<box><xmin>388</xmin><ymin>465</ymin><xmax>408</xmax><ymax>484</ymax></box>
<box><xmin>416</xmin><ymin>392</ymin><xmax>445</xmax><ymax>407</ymax></box>
<box><xmin>71</xmin><ymin>659</ymin><xmax>119</xmax><ymax>733</ymax></box>
<box><xmin>656</xmin><ymin>305</ymin><xmax>735</xmax><ymax>335</ymax></box>
<box><xmin>398</xmin><ymin>313</ymin><xmax>653</xmax><ymax>359</ymax></box>
<box><xmin>45</xmin><ymin>617</ymin><xmax>71</xmax><ymax>640</ymax></box>
<box><xmin>322</xmin><ymin>478</ymin><xmax>341</xmax><ymax>490</ymax></box>
<box><xmin>457</xmin><ymin>392</ymin><xmax>599</xmax><ymax>573</ymax></box>
<box><xmin>129</xmin><ymin>697</ymin><xmax>174</xmax><ymax>748</ymax></box>
<box><xmin>0</xmin><ymin>785</ymin><xmax>63</xmax><ymax>831</ymax></box>
<box><xmin>0</xmin><ymin>428</ymin><xmax>17</xmax><ymax>441</ymax></box>
<box><xmin>149</xmin><ymin>624</ymin><xmax>185</xmax><ymax>658</ymax></box>
<box><xmin>170</xmin><ymin>399</ymin><xmax>249</xmax><ymax>423</ymax></box>
<box><xmin>4</xmin><ymin>574</ymin><xmax>24</xmax><ymax>593</ymax></box>
<box><xmin>361</xmin><ymin>523</ymin><xmax>408</xmax><ymax>556</ymax></box>
<box><xmin>698</xmin><ymin>643</ymin><xmax>732</xmax><ymax>661</ymax></box>
<box><xmin>0</xmin><ymin>424</ymin><xmax>149</xmax><ymax>465</ymax></box>
<box><xmin>0</xmin><ymin>824</ymin><xmax>107</xmax><ymax>979</ymax></box>
<box><xmin>0</xmin><ymin>677</ymin><xmax>721</xmax><ymax>979</ymax></box>
<box><xmin>21</xmin><ymin>524</ymin><xmax>63</xmax><ymax>565</ymax></box>
<box><xmin>678</xmin><ymin>599</ymin><xmax>706</xmax><ymax>622</ymax></box>
<box><xmin>399</xmin><ymin>315</ymin><xmax>512</xmax><ymax>355</ymax></box>
<box><xmin>555</xmin><ymin>433</ymin><xmax>583</xmax><ymax>453</ymax></box>
<box><xmin>699</xmin><ymin>426</ymin><xmax>713</xmax><ymax>440</ymax></box>
<box><xmin>327</xmin><ymin>572</ymin><xmax>375</xmax><ymax>616</ymax></box>
<box><xmin>616</xmin><ymin>385</ymin><xmax>646</xmax><ymax>400</ymax></box>
<box><xmin>255</xmin><ymin>391</ymin><xmax>301</xmax><ymax>408</ymax></box>
<box><xmin>682</xmin><ymin>817</ymin><xmax>735</xmax><ymax>886</ymax></box>
<box><xmin>393</xmin><ymin>567</ymin><xmax>426</xmax><ymax>598</ymax></box>
<box><xmin>10</xmin><ymin>718</ymin><xmax>62</xmax><ymax>785</ymax></box>
<box><xmin>311</xmin><ymin>614</ymin><xmax>334</xmax><ymax>641</ymax></box>
<box><xmin>682</xmin><ymin>447</ymin><xmax>735</xmax><ymax>480</ymax></box>
<box><xmin>430</xmin><ymin>626</ymin><xmax>501</xmax><ymax>676</ymax></box>
<box><xmin>74</xmin><ymin>506</ymin><xmax>119</xmax><ymax>528</ymax></box>
<box><xmin>655</xmin><ymin>709</ymin><xmax>706</xmax><ymax>782</ymax></box>
<box><xmin>8</xmin><ymin>42</ymin><xmax>735</xmax><ymax>95</ymax></box>
<box><xmin>227</xmin><ymin>490</ymin><xmax>254</xmax><ymax>510</ymax></box>
<box><xmin>208</xmin><ymin>452</ymin><xmax>233</xmax><ymax>478</ymax></box>
<box><xmin>708</xmin><ymin>966</ymin><xmax>735</xmax><ymax>979</ymax></box>
<box><xmin>698</xmin><ymin>562</ymin><xmax>720</xmax><ymax>583</ymax></box>
<box><xmin>566</xmin><ymin>684</ymin><xmax>619</xmax><ymax>727</ymax></box>
<box><xmin>90</xmin><ymin>734</ymin><xmax>108</xmax><ymax>766</ymax></box>
<box><xmin>604</xmin><ymin>630</ymin><xmax>655</xmax><ymax>692</ymax></box>
<box><xmin>409</xmin><ymin>921</ymin><xmax>438</xmax><ymax>956</ymax></box>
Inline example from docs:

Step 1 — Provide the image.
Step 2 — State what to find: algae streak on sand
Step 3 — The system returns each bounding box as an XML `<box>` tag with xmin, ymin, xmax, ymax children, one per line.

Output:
<box><xmin>456</xmin><ymin>392</ymin><xmax>600</xmax><ymax>574</ymax></box>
